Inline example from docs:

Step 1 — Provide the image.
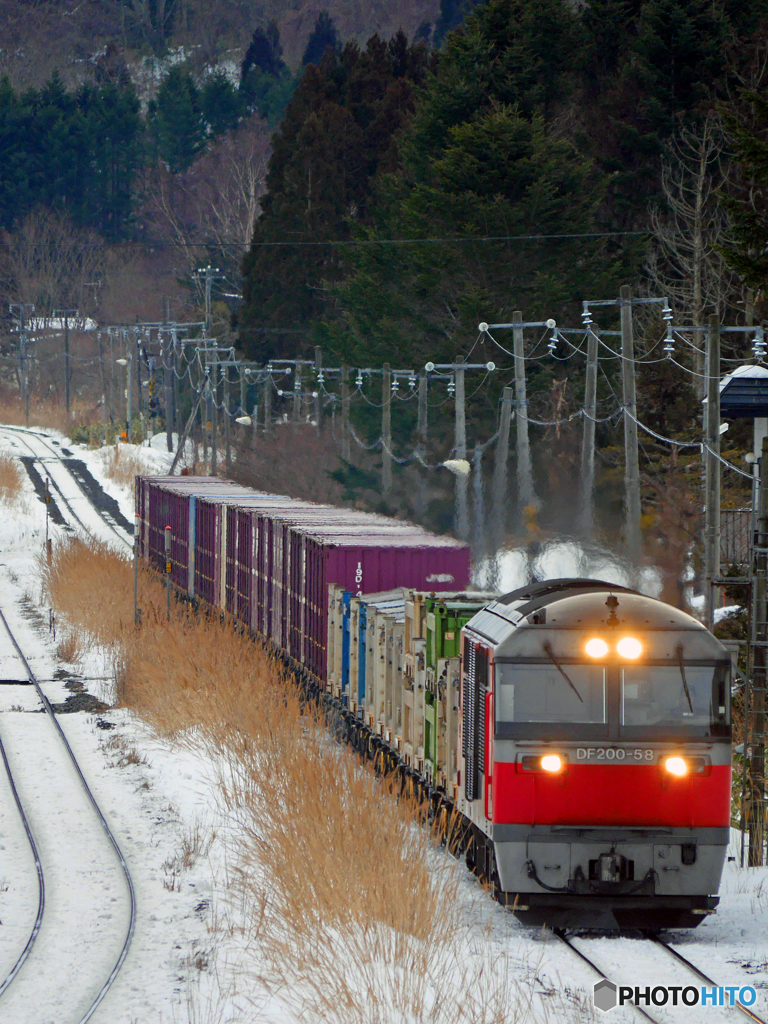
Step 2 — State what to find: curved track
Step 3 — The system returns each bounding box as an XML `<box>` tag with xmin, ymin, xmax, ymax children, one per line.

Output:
<box><xmin>0</xmin><ymin>604</ymin><xmax>136</xmax><ymax>1022</ymax></box>
<box><xmin>0</xmin><ymin>728</ymin><xmax>45</xmax><ymax>998</ymax></box>
<box><xmin>554</xmin><ymin>928</ymin><xmax>768</xmax><ymax>1024</ymax></box>
<box><xmin>0</xmin><ymin>425</ymin><xmax>132</xmax><ymax>551</ymax></box>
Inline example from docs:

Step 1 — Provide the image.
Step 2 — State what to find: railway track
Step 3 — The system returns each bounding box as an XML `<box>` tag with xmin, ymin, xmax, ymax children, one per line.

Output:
<box><xmin>0</xmin><ymin>602</ymin><xmax>136</xmax><ymax>1022</ymax></box>
<box><xmin>553</xmin><ymin>928</ymin><xmax>768</xmax><ymax>1024</ymax></box>
<box><xmin>0</xmin><ymin>425</ymin><xmax>133</xmax><ymax>551</ymax></box>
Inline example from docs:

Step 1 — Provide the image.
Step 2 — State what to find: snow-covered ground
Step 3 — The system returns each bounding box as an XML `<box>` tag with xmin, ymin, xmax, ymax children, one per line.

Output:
<box><xmin>0</xmin><ymin>428</ymin><xmax>765</xmax><ymax>1023</ymax></box>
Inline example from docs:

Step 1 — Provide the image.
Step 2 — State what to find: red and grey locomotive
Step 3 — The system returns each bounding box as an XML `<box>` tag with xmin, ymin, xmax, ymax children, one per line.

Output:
<box><xmin>457</xmin><ymin>579</ymin><xmax>732</xmax><ymax>930</ymax></box>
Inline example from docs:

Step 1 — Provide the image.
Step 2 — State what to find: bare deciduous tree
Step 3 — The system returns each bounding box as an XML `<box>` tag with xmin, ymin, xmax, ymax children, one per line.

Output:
<box><xmin>144</xmin><ymin>117</ymin><xmax>270</xmax><ymax>336</ymax></box>
<box><xmin>645</xmin><ymin>113</ymin><xmax>738</xmax><ymax>394</ymax></box>
<box><xmin>0</xmin><ymin>207</ymin><xmax>109</xmax><ymax>318</ymax></box>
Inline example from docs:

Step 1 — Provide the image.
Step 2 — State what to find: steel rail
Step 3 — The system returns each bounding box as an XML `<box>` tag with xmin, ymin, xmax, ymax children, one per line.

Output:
<box><xmin>552</xmin><ymin>929</ymin><xmax>661</xmax><ymax>1023</ymax></box>
<box><xmin>0</xmin><ymin>726</ymin><xmax>45</xmax><ymax>998</ymax></box>
<box><xmin>0</xmin><ymin>425</ymin><xmax>132</xmax><ymax>551</ymax></box>
<box><xmin>0</xmin><ymin>605</ymin><xmax>136</xmax><ymax>1023</ymax></box>
<box><xmin>651</xmin><ymin>935</ymin><xmax>768</xmax><ymax>1024</ymax></box>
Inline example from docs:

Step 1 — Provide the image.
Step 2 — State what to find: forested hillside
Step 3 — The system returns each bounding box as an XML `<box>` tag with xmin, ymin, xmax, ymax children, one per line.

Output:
<box><xmin>4</xmin><ymin>0</ymin><xmax>768</xmax><ymax>552</ymax></box>
<box><xmin>238</xmin><ymin>0</ymin><xmax>768</xmax><ymax>368</ymax></box>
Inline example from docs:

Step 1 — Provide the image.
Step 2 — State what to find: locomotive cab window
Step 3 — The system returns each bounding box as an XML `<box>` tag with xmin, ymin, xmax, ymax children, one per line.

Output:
<box><xmin>496</xmin><ymin>664</ymin><xmax>606</xmax><ymax>727</ymax></box>
<box><xmin>620</xmin><ymin>662</ymin><xmax>729</xmax><ymax>737</ymax></box>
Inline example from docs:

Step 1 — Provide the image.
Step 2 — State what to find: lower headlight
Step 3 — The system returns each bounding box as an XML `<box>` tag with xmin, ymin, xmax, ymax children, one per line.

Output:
<box><xmin>664</xmin><ymin>756</ymin><xmax>688</xmax><ymax>777</ymax></box>
<box><xmin>541</xmin><ymin>754</ymin><xmax>563</xmax><ymax>773</ymax></box>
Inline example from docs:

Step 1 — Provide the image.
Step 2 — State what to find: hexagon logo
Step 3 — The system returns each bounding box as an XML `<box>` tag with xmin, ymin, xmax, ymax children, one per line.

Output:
<box><xmin>593</xmin><ymin>979</ymin><xmax>618</xmax><ymax>1013</ymax></box>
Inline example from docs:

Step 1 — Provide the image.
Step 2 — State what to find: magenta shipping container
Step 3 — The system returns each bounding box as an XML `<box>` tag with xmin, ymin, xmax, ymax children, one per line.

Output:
<box><xmin>137</xmin><ymin>477</ymin><xmax>470</xmax><ymax>685</ymax></box>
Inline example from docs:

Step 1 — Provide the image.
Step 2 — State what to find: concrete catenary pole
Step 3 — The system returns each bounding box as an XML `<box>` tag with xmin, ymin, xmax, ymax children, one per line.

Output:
<box><xmin>750</xmin><ymin>434</ymin><xmax>768</xmax><ymax>866</ymax></box>
<box><xmin>704</xmin><ymin>315</ymin><xmax>721</xmax><ymax>632</ymax></box>
<box><xmin>455</xmin><ymin>360</ymin><xmax>469</xmax><ymax>539</ymax></box>
<box><xmin>578</xmin><ymin>324</ymin><xmax>599</xmax><ymax>535</ymax></box>
<box><xmin>415</xmin><ymin>371</ymin><xmax>429</xmax><ymax>519</ymax></box>
<box><xmin>341</xmin><ymin>365</ymin><xmax>351</xmax><ymax>462</ymax></box>
<box><xmin>513</xmin><ymin>311</ymin><xmax>536</xmax><ymax>513</ymax></box>
<box><xmin>620</xmin><ymin>285</ymin><xmax>641</xmax><ymax>561</ymax></box>
<box><xmin>382</xmin><ymin>363</ymin><xmax>393</xmax><ymax>493</ymax></box>
<box><xmin>491</xmin><ymin>386</ymin><xmax>514</xmax><ymax>553</ymax></box>
<box><xmin>314</xmin><ymin>347</ymin><xmax>323</xmax><ymax>434</ymax></box>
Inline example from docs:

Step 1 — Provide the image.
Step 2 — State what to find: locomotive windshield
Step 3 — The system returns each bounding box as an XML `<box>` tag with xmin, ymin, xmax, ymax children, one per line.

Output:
<box><xmin>620</xmin><ymin>663</ymin><xmax>729</xmax><ymax>737</ymax></box>
<box><xmin>496</xmin><ymin>665</ymin><xmax>606</xmax><ymax>724</ymax></box>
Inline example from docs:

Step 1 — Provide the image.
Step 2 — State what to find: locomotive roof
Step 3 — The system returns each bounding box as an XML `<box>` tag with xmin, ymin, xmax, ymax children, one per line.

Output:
<box><xmin>465</xmin><ymin>578</ymin><xmax>728</xmax><ymax>660</ymax></box>
<box><xmin>497</xmin><ymin>578</ymin><xmax>637</xmax><ymax>617</ymax></box>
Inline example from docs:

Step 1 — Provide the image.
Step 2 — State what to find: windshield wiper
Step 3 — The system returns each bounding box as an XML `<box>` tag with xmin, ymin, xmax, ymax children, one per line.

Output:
<box><xmin>543</xmin><ymin>642</ymin><xmax>584</xmax><ymax>703</ymax></box>
<box><xmin>676</xmin><ymin>644</ymin><xmax>694</xmax><ymax>714</ymax></box>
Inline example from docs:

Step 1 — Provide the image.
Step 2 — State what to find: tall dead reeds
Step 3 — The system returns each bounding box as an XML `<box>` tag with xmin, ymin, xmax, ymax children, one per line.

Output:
<box><xmin>0</xmin><ymin>453</ymin><xmax>22</xmax><ymax>505</ymax></box>
<box><xmin>43</xmin><ymin>536</ymin><xmax>533</xmax><ymax>1024</ymax></box>
<box><xmin>100</xmin><ymin>446</ymin><xmax>145</xmax><ymax>494</ymax></box>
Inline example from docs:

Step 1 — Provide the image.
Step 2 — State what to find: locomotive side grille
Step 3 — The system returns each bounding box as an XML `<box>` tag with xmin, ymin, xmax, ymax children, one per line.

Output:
<box><xmin>477</xmin><ymin>649</ymin><xmax>488</xmax><ymax>777</ymax></box>
<box><xmin>462</xmin><ymin>637</ymin><xmax>474</xmax><ymax>760</ymax></box>
<box><xmin>464</xmin><ymin>640</ymin><xmax>476</xmax><ymax>799</ymax></box>
<box><xmin>464</xmin><ymin>641</ymin><xmax>489</xmax><ymax>802</ymax></box>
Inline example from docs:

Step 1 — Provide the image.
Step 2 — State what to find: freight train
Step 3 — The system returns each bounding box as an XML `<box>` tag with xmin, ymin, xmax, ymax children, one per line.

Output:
<box><xmin>137</xmin><ymin>476</ymin><xmax>732</xmax><ymax>930</ymax></box>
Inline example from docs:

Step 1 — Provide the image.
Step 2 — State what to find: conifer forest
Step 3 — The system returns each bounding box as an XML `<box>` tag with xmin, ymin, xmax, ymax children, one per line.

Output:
<box><xmin>2</xmin><ymin>0</ymin><xmax>768</xmax><ymax>559</ymax></box>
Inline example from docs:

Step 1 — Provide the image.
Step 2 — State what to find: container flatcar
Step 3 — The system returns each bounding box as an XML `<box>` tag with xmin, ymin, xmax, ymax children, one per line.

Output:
<box><xmin>139</xmin><ymin>477</ymin><xmax>732</xmax><ymax>930</ymax></box>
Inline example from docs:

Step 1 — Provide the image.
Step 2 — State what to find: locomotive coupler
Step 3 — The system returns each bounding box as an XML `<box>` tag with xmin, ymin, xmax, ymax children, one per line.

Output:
<box><xmin>597</xmin><ymin>850</ymin><xmax>629</xmax><ymax>884</ymax></box>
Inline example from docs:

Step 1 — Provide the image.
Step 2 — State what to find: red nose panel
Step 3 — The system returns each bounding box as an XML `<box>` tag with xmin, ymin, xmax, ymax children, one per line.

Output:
<box><xmin>491</xmin><ymin>762</ymin><xmax>731</xmax><ymax>828</ymax></box>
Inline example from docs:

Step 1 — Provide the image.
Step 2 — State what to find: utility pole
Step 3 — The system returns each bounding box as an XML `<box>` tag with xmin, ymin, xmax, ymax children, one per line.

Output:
<box><xmin>455</xmin><ymin>360</ymin><xmax>469</xmax><ymax>540</ymax></box>
<box><xmin>264</xmin><ymin>371</ymin><xmax>272</xmax><ymax>435</ymax></box>
<box><xmin>224</xmin><ymin>366</ymin><xmax>231</xmax><ymax>475</ymax></box>
<box><xmin>620</xmin><ymin>285</ymin><xmax>641</xmax><ymax>561</ymax></box>
<box><xmin>211</xmin><ymin>363</ymin><xmax>218</xmax><ymax>475</ymax></box>
<box><xmin>11</xmin><ymin>304</ymin><xmax>34</xmax><ymax>427</ymax></box>
<box><xmin>193</xmin><ymin>265</ymin><xmax>224</xmax><ymax>336</ymax></box>
<box><xmin>472</xmin><ymin>443</ymin><xmax>485</xmax><ymax>562</ymax></box>
<box><xmin>97</xmin><ymin>331</ymin><xmax>107</xmax><ymax>444</ymax></box>
<box><xmin>54</xmin><ymin>309</ymin><xmax>78</xmax><ymax>417</ymax></box>
<box><xmin>382</xmin><ymin>363</ymin><xmax>393</xmax><ymax>493</ymax></box>
<box><xmin>579</xmin><ymin>322</ymin><xmax>599</xmax><ymax>535</ymax></box>
<box><xmin>751</xmin><ymin>434</ymin><xmax>768</xmax><ymax>866</ymax></box>
<box><xmin>512</xmin><ymin>311</ymin><xmax>536</xmax><ymax>513</ymax></box>
<box><xmin>491</xmin><ymin>386</ymin><xmax>514</xmax><ymax>556</ymax></box>
<box><xmin>163</xmin><ymin>303</ymin><xmax>174</xmax><ymax>454</ymax></box>
<box><xmin>240</xmin><ymin>367</ymin><xmax>247</xmax><ymax>420</ymax></box>
<box><xmin>704</xmin><ymin>316</ymin><xmax>721</xmax><ymax>631</ymax></box>
<box><xmin>415</xmin><ymin>372</ymin><xmax>429</xmax><ymax>520</ymax></box>
<box><xmin>293</xmin><ymin>362</ymin><xmax>302</xmax><ymax>423</ymax></box>
<box><xmin>341</xmin><ymin>365</ymin><xmax>351</xmax><ymax>462</ymax></box>
<box><xmin>314</xmin><ymin>348</ymin><xmax>323</xmax><ymax>434</ymax></box>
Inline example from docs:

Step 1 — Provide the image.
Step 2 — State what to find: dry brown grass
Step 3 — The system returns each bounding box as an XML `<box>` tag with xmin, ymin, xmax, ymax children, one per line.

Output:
<box><xmin>0</xmin><ymin>453</ymin><xmax>22</xmax><ymax>505</ymax></box>
<box><xmin>100</xmin><ymin>446</ymin><xmax>145</xmax><ymax>494</ymax></box>
<box><xmin>0</xmin><ymin>387</ymin><xmax>101</xmax><ymax>436</ymax></box>
<box><xmin>43</xmin><ymin>536</ymin><xmax>532</xmax><ymax>1024</ymax></box>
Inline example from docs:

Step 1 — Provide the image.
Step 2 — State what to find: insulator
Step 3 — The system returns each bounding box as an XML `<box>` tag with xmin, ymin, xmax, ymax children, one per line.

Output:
<box><xmin>355</xmin><ymin>373</ymin><xmax>363</xmax><ymax>387</ymax></box>
<box><xmin>317</xmin><ymin>371</ymin><xmax>324</xmax><ymax>385</ymax></box>
<box><xmin>662</xmin><ymin>306</ymin><xmax>673</xmax><ymax>321</ymax></box>
<box><xmin>447</xmin><ymin>380</ymin><xmax>455</xmax><ymax>395</ymax></box>
<box><xmin>408</xmin><ymin>376</ymin><xmax>416</xmax><ymax>388</ymax></box>
<box><xmin>391</xmin><ymin>378</ymin><xmax>399</xmax><ymax>391</ymax></box>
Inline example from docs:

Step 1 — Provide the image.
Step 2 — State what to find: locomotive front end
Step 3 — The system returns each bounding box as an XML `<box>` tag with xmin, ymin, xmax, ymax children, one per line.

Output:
<box><xmin>459</xmin><ymin>580</ymin><xmax>732</xmax><ymax>930</ymax></box>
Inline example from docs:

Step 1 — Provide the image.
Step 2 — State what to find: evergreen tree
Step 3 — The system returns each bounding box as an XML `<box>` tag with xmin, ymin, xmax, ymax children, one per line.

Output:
<box><xmin>241</xmin><ymin>23</ymin><xmax>286</xmax><ymax>81</ymax></box>
<box><xmin>433</xmin><ymin>0</ymin><xmax>481</xmax><ymax>48</ymax></box>
<box><xmin>302</xmin><ymin>11</ymin><xmax>342</xmax><ymax>66</ymax></box>
<box><xmin>201</xmin><ymin>71</ymin><xmax>242</xmax><ymax>137</ymax></box>
<box><xmin>240</xmin><ymin>22</ymin><xmax>294</xmax><ymax>125</ymax></box>
<box><xmin>238</xmin><ymin>34</ymin><xmax>431</xmax><ymax>361</ymax></box>
<box><xmin>149</xmin><ymin>66</ymin><xmax>206</xmax><ymax>173</ymax></box>
<box><xmin>721</xmin><ymin>84</ymin><xmax>768</xmax><ymax>290</ymax></box>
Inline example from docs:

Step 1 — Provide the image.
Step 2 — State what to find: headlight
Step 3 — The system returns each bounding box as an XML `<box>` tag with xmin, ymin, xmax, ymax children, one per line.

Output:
<box><xmin>664</xmin><ymin>756</ymin><xmax>688</xmax><ymax>777</ymax></box>
<box><xmin>541</xmin><ymin>754</ymin><xmax>563</xmax><ymax>773</ymax></box>
<box><xmin>617</xmin><ymin>636</ymin><xmax>642</xmax><ymax>659</ymax></box>
<box><xmin>586</xmin><ymin>637</ymin><xmax>608</xmax><ymax>658</ymax></box>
